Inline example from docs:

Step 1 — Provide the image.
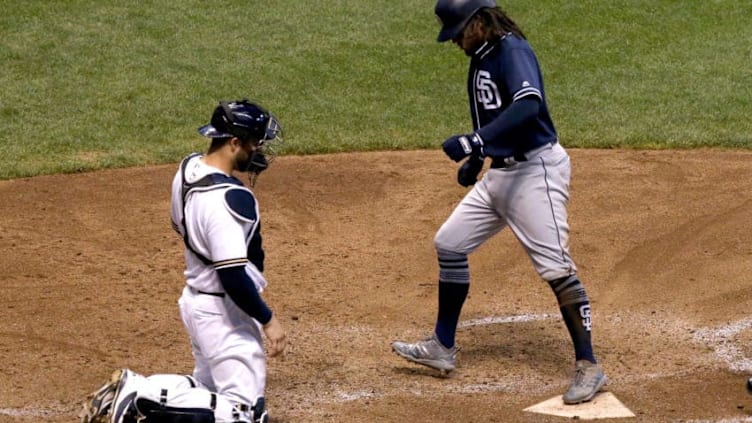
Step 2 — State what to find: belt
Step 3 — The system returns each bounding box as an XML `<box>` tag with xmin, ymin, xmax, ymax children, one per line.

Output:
<box><xmin>490</xmin><ymin>141</ymin><xmax>556</xmax><ymax>169</ymax></box>
<box><xmin>188</xmin><ymin>286</ymin><xmax>225</xmax><ymax>297</ymax></box>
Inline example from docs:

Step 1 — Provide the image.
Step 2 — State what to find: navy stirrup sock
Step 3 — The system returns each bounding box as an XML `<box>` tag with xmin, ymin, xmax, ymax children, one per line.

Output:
<box><xmin>549</xmin><ymin>275</ymin><xmax>596</xmax><ymax>363</ymax></box>
<box><xmin>435</xmin><ymin>282</ymin><xmax>469</xmax><ymax>349</ymax></box>
<box><xmin>434</xmin><ymin>250</ymin><xmax>470</xmax><ymax>349</ymax></box>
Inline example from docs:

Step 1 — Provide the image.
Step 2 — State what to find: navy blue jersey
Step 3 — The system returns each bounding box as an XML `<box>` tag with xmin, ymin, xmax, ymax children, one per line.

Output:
<box><xmin>467</xmin><ymin>33</ymin><xmax>558</xmax><ymax>158</ymax></box>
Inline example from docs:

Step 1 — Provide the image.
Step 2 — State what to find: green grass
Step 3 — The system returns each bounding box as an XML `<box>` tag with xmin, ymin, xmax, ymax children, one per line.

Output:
<box><xmin>1</xmin><ymin>0</ymin><xmax>750</xmax><ymax>179</ymax></box>
<box><xmin>523</xmin><ymin>1</ymin><xmax>752</xmax><ymax>149</ymax></box>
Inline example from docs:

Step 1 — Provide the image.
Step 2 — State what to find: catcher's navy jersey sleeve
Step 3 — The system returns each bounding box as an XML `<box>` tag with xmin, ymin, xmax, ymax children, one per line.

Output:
<box><xmin>217</xmin><ymin>265</ymin><xmax>273</xmax><ymax>324</ymax></box>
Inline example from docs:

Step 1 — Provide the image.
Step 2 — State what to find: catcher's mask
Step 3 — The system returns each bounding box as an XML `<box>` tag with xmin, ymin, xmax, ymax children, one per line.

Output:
<box><xmin>198</xmin><ymin>99</ymin><xmax>283</xmax><ymax>185</ymax></box>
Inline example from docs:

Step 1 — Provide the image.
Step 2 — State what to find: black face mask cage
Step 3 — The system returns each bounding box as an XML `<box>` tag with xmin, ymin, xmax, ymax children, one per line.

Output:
<box><xmin>217</xmin><ymin>100</ymin><xmax>283</xmax><ymax>187</ymax></box>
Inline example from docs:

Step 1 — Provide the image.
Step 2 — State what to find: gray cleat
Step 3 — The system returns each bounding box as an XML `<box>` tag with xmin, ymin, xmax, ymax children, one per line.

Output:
<box><xmin>563</xmin><ymin>360</ymin><xmax>608</xmax><ymax>404</ymax></box>
<box><xmin>392</xmin><ymin>334</ymin><xmax>457</xmax><ymax>373</ymax></box>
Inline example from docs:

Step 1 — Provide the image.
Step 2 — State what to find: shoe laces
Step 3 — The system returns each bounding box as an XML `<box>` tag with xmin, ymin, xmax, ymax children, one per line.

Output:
<box><xmin>572</xmin><ymin>363</ymin><xmax>600</xmax><ymax>388</ymax></box>
<box><xmin>572</xmin><ymin>366</ymin><xmax>587</xmax><ymax>385</ymax></box>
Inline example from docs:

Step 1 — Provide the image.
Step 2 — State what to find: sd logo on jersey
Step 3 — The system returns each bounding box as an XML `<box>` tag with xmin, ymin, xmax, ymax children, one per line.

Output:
<box><xmin>475</xmin><ymin>70</ymin><xmax>501</xmax><ymax>110</ymax></box>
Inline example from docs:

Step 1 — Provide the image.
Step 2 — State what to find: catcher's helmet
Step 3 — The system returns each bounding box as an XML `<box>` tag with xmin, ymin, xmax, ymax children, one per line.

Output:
<box><xmin>199</xmin><ymin>99</ymin><xmax>282</xmax><ymax>145</ymax></box>
<box><xmin>435</xmin><ymin>0</ymin><xmax>496</xmax><ymax>42</ymax></box>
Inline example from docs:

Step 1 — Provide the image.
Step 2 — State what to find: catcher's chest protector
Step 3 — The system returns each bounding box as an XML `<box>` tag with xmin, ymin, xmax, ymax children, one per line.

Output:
<box><xmin>177</xmin><ymin>153</ymin><xmax>245</xmax><ymax>265</ymax></box>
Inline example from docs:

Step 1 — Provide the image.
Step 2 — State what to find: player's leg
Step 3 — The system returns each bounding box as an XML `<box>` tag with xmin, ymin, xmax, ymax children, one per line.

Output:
<box><xmin>135</xmin><ymin>373</ymin><xmax>263</xmax><ymax>423</ymax></box>
<box><xmin>179</xmin><ymin>289</ymin><xmax>267</xmax><ymax>421</ymax></box>
<box><xmin>548</xmin><ymin>274</ymin><xmax>606</xmax><ymax>404</ymax></box>
<box><xmin>204</xmin><ymin>299</ymin><xmax>268</xmax><ymax>421</ymax></box>
<box><xmin>178</xmin><ymin>288</ymin><xmax>215</xmax><ymax>392</ymax></box>
<box><xmin>137</xmin><ymin>385</ymin><xmax>259</xmax><ymax>423</ymax></box>
<box><xmin>393</xmin><ymin>180</ymin><xmax>504</xmax><ymax>371</ymax></box>
<box><xmin>502</xmin><ymin>144</ymin><xmax>606</xmax><ymax>403</ymax></box>
<box><xmin>433</xmin><ymin>183</ymin><xmax>505</xmax><ymax>350</ymax></box>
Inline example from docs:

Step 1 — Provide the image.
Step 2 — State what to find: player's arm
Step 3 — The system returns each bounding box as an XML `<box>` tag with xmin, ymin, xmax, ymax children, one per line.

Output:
<box><xmin>209</xmin><ymin>187</ymin><xmax>287</xmax><ymax>355</ymax></box>
<box><xmin>475</xmin><ymin>96</ymin><xmax>540</xmax><ymax>146</ymax></box>
<box><xmin>441</xmin><ymin>97</ymin><xmax>539</xmax><ymax>161</ymax></box>
<box><xmin>208</xmin><ymin>188</ymin><xmax>273</xmax><ymax>323</ymax></box>
<box><xmin>216</xmin><ymin>264</ymin><xmax>273</xmax><ymax>324</ymax></box>
<box><xmin>216</xmin><ymin>265</ymin><xmax>285</xmax><ymax>357</ymax></box>
<box><xmin>478</xmin><ymin>46</ymin><xmax>543</xmax><ymax>145</ymax></box>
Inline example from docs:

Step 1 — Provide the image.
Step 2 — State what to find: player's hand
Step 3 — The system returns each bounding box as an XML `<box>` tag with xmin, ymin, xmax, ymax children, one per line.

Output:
<box><xmin>442</xmin><ymin>133</ymin><xmax>483</xmax><ymax>162</ymax></box>
<box><xmin>262</xmin><ymin>315</ymin><xmax>286</xmax><ymax>357</ymax></box>
<box><xmin>457</xmin><ymin>156</ymin><xmax>484</xmax><ymax>187</ymax></box>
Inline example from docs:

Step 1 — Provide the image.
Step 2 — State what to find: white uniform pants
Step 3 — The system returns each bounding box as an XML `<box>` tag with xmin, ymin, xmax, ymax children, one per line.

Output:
<box><xmin>178</xmin><ymin>286</ymin><xmax>266</xmax><ymax>409</ymax></box>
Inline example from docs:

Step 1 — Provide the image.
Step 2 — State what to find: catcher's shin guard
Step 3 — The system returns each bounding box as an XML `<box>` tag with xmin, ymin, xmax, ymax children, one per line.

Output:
<box><xmin>135</xmin><ymin>396</ymin><xmax>215</xmax><ymax>423</ymax></box>
<box><xmin>134</xmin><ymin>394</ymin><xmax>268</xmax><ymax>423</ymax></box>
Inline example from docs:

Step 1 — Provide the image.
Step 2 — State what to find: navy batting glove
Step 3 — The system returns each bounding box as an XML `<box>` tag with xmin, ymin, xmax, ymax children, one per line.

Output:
<box><xmin>442</xmin><ymin>133</ymin><xmax>484</xmax><ymax>162</ymax></box>
<box><xmin>457</xmin><ymin>156</ymin><xmax>484</xmax><ymax>187</ymax></box>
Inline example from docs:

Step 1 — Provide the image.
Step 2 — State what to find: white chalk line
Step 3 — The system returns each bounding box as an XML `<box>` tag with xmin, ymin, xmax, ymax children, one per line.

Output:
<box><xmin>692</xmin><ymin>316</ymin><xmax>752</xmax><ymax>373</ymax></box>
<box><xmin>458</xmin><ymin>313</ymin><xmax>557</xmax><ymax>328</ymax></box>
<box><xmin>9</xmin><ymin>314</ymin><xmax>752</xmax><ymax>418</ymax></box>
<box><xmin>0</xmin><ymin>403</ymin><xmax>77</xmax><ymax>418</ymax></box>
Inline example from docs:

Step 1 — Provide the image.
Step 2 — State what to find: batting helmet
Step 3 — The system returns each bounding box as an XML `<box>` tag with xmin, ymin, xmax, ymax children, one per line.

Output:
<box><xmin>198</xmin><ymin>99</ymin><xmax>282</xmax><ymax>145</ymax></box>
<box><xmin>435</xmin><ymin>0</ymin><xmax>496</xmax><ymax>42</ymax></box>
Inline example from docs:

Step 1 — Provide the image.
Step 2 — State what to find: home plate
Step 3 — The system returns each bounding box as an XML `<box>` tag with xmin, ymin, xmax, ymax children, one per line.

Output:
<box><xmin>524</xmin><ymin>392</ymin><xmax>635</xmax><ymax>420</ymax></box>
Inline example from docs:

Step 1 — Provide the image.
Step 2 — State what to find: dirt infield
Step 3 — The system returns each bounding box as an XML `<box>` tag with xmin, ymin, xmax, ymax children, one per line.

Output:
<box><xmin>1</xmin><ymin>148</ymin><xmax>751</xmax><ymax>422</ymax></box>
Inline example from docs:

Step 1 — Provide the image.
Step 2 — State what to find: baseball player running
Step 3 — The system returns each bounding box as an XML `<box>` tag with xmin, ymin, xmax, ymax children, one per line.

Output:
<box><xmin>392</xmin><ymin>0</ymin><xmax>607</xmax><ymax>404</ymax></box>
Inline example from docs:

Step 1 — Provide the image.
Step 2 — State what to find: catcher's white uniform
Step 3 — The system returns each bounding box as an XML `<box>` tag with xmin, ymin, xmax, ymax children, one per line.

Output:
<box><xmin>169</xmin><ymin>153</ymin><xmax>268</xmax><ymax>418</ymax></box>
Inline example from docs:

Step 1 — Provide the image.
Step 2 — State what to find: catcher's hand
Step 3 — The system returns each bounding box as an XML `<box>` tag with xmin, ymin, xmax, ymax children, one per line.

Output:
<box><xmin>457</xmin><ymin>156</ymin><xmax>484</xmax><ymax>187</ymax></box>
<box><xmin>263</xmin><ymin>315</ymin><xmax>287</xmax><ymax>357</ymax></box>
